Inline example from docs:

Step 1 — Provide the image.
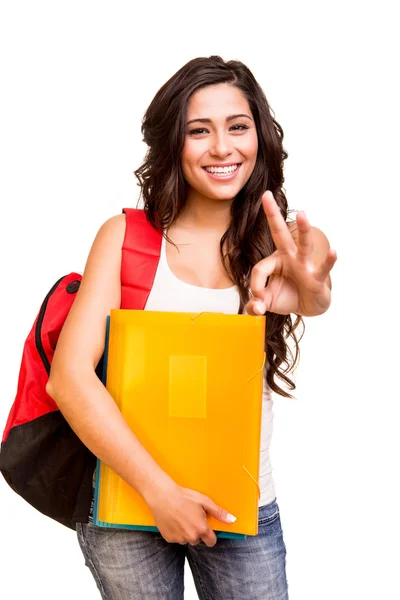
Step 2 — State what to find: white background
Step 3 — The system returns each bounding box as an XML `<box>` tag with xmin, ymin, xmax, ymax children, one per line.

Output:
<box><xmin>1</xmin><ymin>1</ymin><xmax>399</xmax><ymax>598</ymax></box>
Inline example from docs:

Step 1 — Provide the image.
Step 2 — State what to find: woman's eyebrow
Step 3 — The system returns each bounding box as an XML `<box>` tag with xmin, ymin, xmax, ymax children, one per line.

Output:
<box><xmin>186</xmin><ymin>113</ymin><xmax>253</xmax><ymax>125</ymax></box>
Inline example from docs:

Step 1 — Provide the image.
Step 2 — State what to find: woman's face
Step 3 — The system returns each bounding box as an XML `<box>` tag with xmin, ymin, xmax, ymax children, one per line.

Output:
<box><xmin>181</xmin><ymin>83</ymin><xmax>258</xmax><ymax>202</ymax></box>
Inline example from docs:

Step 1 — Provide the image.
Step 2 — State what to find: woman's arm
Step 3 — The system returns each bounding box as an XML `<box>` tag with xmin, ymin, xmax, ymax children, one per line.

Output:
<box><xmin>46</xmin><ymin>214</ymin><xmax>176</xmax><ymax>504</ymax></box>
<box><xmin>47</xmin><ymin>213</ymin><xmax>235</xmax><ymax>546</ymax></box>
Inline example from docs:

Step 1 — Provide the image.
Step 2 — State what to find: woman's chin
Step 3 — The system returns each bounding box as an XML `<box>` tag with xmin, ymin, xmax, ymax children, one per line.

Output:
<box><xmin>201</xmin><ymin>180</ymin><xmax>243</xmax><ymax>200</ymax></box>
<box><xmin>185</xmin><ymin>179</ymin><xmax>243</xmax><ymax>202</ymax></box>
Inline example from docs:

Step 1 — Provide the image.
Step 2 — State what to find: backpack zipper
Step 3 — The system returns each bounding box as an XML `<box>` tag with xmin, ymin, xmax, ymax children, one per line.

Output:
<box><xmin>35</xmin><ymin>275</ymin><xmax>67</xmax><ymax>375</ymax></box>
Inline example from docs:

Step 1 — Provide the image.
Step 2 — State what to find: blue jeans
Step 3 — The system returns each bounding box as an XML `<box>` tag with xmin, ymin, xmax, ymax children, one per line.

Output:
<box><xmin>76</xmin><ymin>497</ymin><xmax>289</xmax><ymax>599</ymax></box>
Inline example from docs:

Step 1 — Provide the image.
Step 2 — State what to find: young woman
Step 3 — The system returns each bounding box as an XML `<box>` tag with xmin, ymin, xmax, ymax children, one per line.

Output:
<box><xmin>47</xmin><ymin>56</ymin><xmax>336</xmax><ymax>600</ymax></box>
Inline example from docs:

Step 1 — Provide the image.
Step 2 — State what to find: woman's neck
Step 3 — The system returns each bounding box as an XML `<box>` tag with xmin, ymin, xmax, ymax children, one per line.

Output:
<box><xmin>177</xmin><ymin>188</ymin><xmax>233</xmax><ymax>233</ymax></box>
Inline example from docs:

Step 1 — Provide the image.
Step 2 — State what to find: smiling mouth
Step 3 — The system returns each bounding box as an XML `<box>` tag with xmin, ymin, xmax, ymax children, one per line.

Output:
<box><xmin>202</xmin><ymin>163</ymin><xmax>242</xmax><ymax>177</ymax></box>
<box><xmin>202</xmin><ymin>163</ymin><xmax>241</xmax><ymax>175</ymax></box>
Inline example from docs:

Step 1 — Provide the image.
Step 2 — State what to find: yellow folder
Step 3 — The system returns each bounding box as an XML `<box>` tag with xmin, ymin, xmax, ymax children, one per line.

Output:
<box><xmin>95</xmin><ymin>309</ymin><xmax>266</xmax><ymax>536</ymax></box>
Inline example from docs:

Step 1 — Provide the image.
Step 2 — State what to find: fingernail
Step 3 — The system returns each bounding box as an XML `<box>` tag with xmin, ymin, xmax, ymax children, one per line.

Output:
<box><xmin>226</xmin><ymin>513</ymin><xmax>237</xmax><ymax>523</ymax></box>
<box><xmin>254</xmin><ymin>301</ymin><xmax>264</xmax><ymax>315</ymax></box>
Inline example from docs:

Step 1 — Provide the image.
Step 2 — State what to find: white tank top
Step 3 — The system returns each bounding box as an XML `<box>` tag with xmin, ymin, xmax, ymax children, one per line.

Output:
<box><xmin>144</xmin><ymin>233</ymin><xmax>276</xmax><ymax>507</ymax></box>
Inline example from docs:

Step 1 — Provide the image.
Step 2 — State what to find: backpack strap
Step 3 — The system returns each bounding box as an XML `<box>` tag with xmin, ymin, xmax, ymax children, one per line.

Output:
<box><xmin>121</xmin><ymin>208</ymin><xmax>163</xmax><ymax>309</ymax></box>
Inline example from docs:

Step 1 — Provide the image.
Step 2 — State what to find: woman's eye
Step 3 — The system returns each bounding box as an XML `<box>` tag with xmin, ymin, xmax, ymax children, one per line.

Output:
<box><xmin>230</xmin><ymin>124</ymin><xmax>249</xmax><ymax>131</ymax></box>
<box><xmin>188</xmin><ymin>124</ymin><xmax>249</xmax><ymax>136</ymax></box>
<box><xmin>188</xmin><ymin>128</ymin><xmax>208</xmax><ymax>135</ymax></box>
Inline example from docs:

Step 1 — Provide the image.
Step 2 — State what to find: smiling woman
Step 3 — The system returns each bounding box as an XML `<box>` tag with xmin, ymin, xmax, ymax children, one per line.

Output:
<box><xmin>135</xmin><ymin>58</ymin><xmax>313</xmax><ymax>400</ymax></box>
<box><xmin>42</xmin><ymin>55</ymin><xmax>336</xmax><ymax>600</ymax></box>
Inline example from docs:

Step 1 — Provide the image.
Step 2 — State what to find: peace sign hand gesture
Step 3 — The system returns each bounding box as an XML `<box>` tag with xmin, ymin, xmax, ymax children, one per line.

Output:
<box><xmin>245</xmin><ymin>191</ymin><xmax>337</xmax><ymax>318</ymax></box>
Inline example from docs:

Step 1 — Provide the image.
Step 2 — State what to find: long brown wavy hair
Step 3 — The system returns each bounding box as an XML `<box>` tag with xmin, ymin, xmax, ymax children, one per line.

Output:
<box><xmin>133</xmin><ymin>56</ymin><xmax>304</xmax><ymax>398</ymax></box>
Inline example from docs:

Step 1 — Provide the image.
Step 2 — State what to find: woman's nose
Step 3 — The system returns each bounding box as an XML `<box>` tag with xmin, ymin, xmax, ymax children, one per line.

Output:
<box><xmin>209</xmin><ymin>132</ymin><xmax>233</xmax><ymax>158</ymax></box>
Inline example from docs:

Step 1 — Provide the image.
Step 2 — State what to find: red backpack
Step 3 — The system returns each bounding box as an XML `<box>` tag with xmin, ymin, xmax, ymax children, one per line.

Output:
<box><xmin>0</xmin><ymin>208</ymin><xmax>162</xmax><ymax>530</ymax></box>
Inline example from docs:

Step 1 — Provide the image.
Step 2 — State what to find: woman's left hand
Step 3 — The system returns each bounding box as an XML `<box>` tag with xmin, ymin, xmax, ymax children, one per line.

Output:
<box><xmin>245</xmin><ymin>191</ymin><xmax>337</xmax><ymax>317</ymax></box>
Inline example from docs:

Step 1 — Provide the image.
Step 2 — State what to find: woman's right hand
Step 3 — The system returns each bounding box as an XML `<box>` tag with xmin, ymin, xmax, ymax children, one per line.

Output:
<box><xmin>146</xmin><ymin>482</ymin><xmax>237</xmax><ymax>547</ymax></box>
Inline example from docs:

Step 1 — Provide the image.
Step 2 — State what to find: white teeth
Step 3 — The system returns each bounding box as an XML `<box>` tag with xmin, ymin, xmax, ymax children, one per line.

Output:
<box><xmin>204</xmin><ymin>164</ymin><xmax>239</xmax><ymax>174</ymax></box>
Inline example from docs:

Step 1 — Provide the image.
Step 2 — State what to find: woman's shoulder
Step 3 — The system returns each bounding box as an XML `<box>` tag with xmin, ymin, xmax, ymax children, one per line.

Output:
<box><xmin>286</xmin><ymin>218</ymin><xmax>328</xmax><ymax>248</ymax></box>
<box><xmin>48</xmin><ymin>213</ymin><xmax>128</xmax><ymax>378</ymax></box>
<box><xmin>87</xmin><ymin>212</ymin><xmax>128</xmax><ymax>255</ymax></box>
<box><xmin>95</xmin><ymin>212</ymin><xmax>127</xmax><ymax>239</ymax></box>
<box><xmin>77</xmin><ymin>213</ymin><xmax>128</xmax><ymax>292</ymax></box>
